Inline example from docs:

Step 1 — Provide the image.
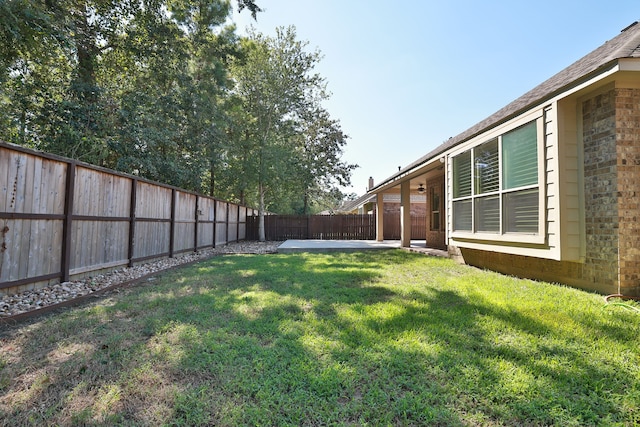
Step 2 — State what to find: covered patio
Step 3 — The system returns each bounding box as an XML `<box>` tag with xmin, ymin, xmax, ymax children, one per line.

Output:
<box><xmin>369</xmin><ymin>155</ymin><xmax>447</xmax><ymax>251</ymax></box>
<box><xmin>277</xmin><ymin>239</ymin><xmax>448</xmax><ymax>257</ymax></box>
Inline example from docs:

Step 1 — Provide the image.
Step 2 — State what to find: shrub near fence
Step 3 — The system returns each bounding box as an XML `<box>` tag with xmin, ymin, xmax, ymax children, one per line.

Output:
<box><xmin>0</xmin><ymin>142</ymin><xmax>257</xmax><ymax>296</ymax></box>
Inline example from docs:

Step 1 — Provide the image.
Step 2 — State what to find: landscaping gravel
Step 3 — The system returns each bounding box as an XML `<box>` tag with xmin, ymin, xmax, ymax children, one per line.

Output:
<box><xmin>0</xmin><ymin>241</ymin><xmax>281</xmax><ymax>318</ymax></box>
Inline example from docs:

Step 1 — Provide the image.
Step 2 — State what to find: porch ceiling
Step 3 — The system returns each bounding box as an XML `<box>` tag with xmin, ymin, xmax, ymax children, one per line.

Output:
<box><xmin>371</xmin><ymin>158</ymin><xmax>444</xmax><ymax>194</ymax></box>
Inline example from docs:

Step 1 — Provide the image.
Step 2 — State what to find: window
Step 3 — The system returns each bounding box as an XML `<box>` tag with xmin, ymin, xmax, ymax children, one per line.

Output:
<box><xmin>502</xmin><ymin>123</ymin><xmax>539</xmax><ymax>233</ymax></box>
<box><xmin>452</xmin><ymin>120</ymin><xmax>540</xmax><ymax>236</ymax></box>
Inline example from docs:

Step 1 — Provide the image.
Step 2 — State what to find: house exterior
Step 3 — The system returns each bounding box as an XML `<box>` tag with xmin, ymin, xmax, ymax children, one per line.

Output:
<box><xmin>369</xmin><ymin>21</ymin><xmax>640</xmax><ymax>296</ymax></box>
<box><xmin>338</xmin><ymin>179</ymin><xmax>428</xmax><ymax>240</ymax></box>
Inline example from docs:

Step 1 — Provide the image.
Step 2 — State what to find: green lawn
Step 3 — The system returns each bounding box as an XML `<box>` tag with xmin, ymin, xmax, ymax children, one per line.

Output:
<box><xmin>1</xmin><ymin>250</ymin><xmax>639</xmax><ymax>426</ymax></box>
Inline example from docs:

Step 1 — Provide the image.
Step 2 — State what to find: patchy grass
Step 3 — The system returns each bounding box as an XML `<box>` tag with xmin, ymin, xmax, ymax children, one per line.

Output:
<box><xmin>1</xmin><ymin>250</ymin><xmax>639</xmax><ymax>426</ymax></box>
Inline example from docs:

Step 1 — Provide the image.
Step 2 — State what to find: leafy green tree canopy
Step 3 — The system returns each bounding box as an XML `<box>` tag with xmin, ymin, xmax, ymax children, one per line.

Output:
<box><xmin>1</xmin><ymin>2</ymin><xmax>356</xmax><ymax>221</ymax></box>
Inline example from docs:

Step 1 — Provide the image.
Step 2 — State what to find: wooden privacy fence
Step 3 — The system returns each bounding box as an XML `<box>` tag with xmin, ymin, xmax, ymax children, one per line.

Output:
<box><xmin>381</xmin><ymin>213</ymin><xmax>427</xmax><ymax>240</ymax></box>
<box><xmin>247</xmin><ymin>214</ymin><xmax>376</xmax><ymax>240</ymax></box>
<box><xmin>246</xmin><ymin>214</ymin><xmax>426</xmax><ymax>241</ymax></box>
<box><xmin>0</xmin><ymin>142</ymin><xmax>257</xmax><ymax>296</ymax></box>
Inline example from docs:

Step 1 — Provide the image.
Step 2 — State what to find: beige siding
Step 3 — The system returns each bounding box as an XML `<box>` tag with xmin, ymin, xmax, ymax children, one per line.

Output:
<box><xmin>543</xmin><ymin>104</ymin><xmax>562</xmax><ymax>260</ymax></box>
<box><xmin>556</xmin><ymin>96</ymin><xmax>585</xmax><ymax>262</ymax></box>
<box><xmin>445</xmin><ymin>151</ymin><xmax>456</xmax><ymax>247</ymax></box>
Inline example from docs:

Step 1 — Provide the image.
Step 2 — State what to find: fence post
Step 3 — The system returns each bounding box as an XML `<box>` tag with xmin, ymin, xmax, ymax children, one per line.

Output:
<box><xmin>60</xmin><ymin>161</ymin><xmax>76</xmax><ymax>283</ymax></box>
<box><xmin>371</xmin><ymin>213</ymin><xmax>376</xmax><ymax>240</ymax></box>
<box><xmin>194</xmin><ymin>195</ymin><xmax>199</xmax><ymax>252</ymax></box>
<box><xmin>127</xmin><ymin>178</ymin><xmax>137</xmax><ymax>267</ymax></box>
<box><xmin>169</xmin><ymin>189</ymin><xmax>176</xmax><ymax>258</ymax></box>
<box><xmin>236</xmin><ymin>205</ymin><xmax>241</xmax><ymax>242</ymax></box>
<box><xmin>226</xmin><ymin>202</ymin><xmax>230</xmax><ymax>245</ymax></box>
<box><xmin>213</xmin><ymin>199</ymin><xmax>217</xmax><ymax>248</ymax></box>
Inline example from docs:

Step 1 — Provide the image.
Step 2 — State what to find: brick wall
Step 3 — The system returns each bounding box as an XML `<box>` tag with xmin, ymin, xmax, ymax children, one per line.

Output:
<box><xmin>615</xmin><ymin>88</ymin><xmax>640</xmax><ymax>295</ymax></box>
<box><xmin>582</xmin><ymin>88</ymin><xmax>619</xmax><ymax>290</ymax></box>
<box><xmin>450</xmin><ymin>247</ymin><xmax>592</xmax><ymax>290</ymax></box>
<box><xmin>383</xmin><ymin>202</ymin><xmax>426</xmax><ymax>216</ymax></box>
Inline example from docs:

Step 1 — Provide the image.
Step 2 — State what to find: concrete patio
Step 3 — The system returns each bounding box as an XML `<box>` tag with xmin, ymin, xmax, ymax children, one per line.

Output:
<box><xmin>277</xmin><ymin>240</ymin><xmax>448</xmax><ymax>257</ymax></box>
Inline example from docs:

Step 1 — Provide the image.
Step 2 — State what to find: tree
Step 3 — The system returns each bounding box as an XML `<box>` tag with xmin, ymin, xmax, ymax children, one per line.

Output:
<box><xmin>1</xmin><ymin>2</ymin><xmax>358</xmax><ymax>226</ymax></box>
<box><xmin>109</xmin><ymin>0</ymin><xmax>238</xmax><ymax>190</ymax></box>
<box><xmin>0</xmin><ymin>0</ymin><xmax>54</xmax><ymax>79</ymax></box>
<box><xmin>1</xmin><ymin>0</ymin><xmax>260</xmax><ymax>178</ymax></box>
<box><xmin>292</xmin><ymin>107</ymin><xmax>356</xmax><ymax>214</ymax></box>
<box><xmin>230</xmin><ymin>28</ymin><xmax>307</xmax><ymax>239</ymax></box>
<box><xmin>237</xmin><ymin>0</ymin><xmax>262</xmax><ymax>19</ymax></box>
<box><xmin>229</xmin><ymin>26</ymin><xmax>356</xmax><ymax>238</ymax></box>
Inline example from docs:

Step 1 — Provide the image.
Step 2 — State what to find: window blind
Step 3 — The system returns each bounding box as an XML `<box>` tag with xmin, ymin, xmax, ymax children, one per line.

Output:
<box><xmin>474</xmin><ymin>138</ymin><xmax>499</xmax><ymax>195</ymax></box>
<box><xmin>502</xmin><ymin>122</ymin><xmax>537</xmax><ymax>190</ymax></box>
<box><xmin>453</xmin><ymin>151</ymin><xmax>471</xmax><ymax>198</ymax></box>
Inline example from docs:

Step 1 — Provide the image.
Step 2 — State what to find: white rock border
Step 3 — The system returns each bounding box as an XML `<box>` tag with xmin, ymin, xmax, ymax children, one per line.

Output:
<box><xmin>1</xmin><ymin>241</ymin><xmax>281</xmax><ymax>318</ymax></box>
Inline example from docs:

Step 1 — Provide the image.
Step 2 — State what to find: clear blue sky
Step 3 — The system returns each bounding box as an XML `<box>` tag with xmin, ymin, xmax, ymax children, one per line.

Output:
<box><xmin>232</xmin><ymin>1</ymin><xmax>639</xmax><ymax>195</ymax></box>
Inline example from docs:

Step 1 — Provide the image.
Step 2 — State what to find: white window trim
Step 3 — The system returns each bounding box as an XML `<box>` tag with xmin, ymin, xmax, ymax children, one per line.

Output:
<box><xmin>449</xmin><ymin>115</ymin><xmax>546</xmax><ymax>246</ymax></box>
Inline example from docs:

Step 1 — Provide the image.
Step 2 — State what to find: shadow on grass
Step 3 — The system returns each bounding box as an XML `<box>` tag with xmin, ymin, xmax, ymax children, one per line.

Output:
<box><xmin>1</xmin><ymin>250</ymin><xmax>639</xmax><ymax>426</ymax></box>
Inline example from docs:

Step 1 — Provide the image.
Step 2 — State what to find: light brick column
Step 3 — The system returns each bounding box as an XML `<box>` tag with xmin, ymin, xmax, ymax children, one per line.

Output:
<box><xmin>615</xmin><ymin>88</ymin><xmax>640</xmax><ymax>295</ymax></box>
<box><xmin>582</xmin><ymin>88</ymin><xmax>618</xmax><ymax>290</ymax></box>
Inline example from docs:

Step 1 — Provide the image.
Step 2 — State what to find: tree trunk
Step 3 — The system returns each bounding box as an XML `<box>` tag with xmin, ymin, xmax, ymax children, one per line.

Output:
<box><xmin>73</xmin><ymin>8</ymin><xmax>98</xmax><ymax>104</ymax></box>
<box><xmin>258</xmin><ymin>184</ymin><xmax>266</xmax><ymax>242</ymax></box>
<box><xmin>303</xmin><ymin>191</ymin><xmax>309</xmax><ymax>215</ymax></box>
<box><xmin>209</xmin><ymin>161</ymin><xmax>215</xmax><ymax>197</ymax></box>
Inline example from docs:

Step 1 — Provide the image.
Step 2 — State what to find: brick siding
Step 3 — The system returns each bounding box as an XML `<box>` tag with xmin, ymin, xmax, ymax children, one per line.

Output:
<box><xmin>615</xmin><ymin>88</ymin><xmax>640</xmax><ymax>295</ymax></box>
<box><xmin>582</xmin><ymin>87</ymin><xmax>619</xmax><ymax>290</ymax></box>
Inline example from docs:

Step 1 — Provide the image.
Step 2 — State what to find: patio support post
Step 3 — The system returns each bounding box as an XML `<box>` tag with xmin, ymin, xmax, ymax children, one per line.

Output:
<box><xmin>400</xmin><ymin>181</ymin><xmax>411</xmax><ymax>248</ymax></box>
<box><xmin>376</xmin><ymin>193</ymin><xmax>384</xmax><ymax>241</ymax></box>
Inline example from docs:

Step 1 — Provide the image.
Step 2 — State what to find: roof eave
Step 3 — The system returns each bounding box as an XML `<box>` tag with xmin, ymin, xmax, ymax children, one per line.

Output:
<box><xmin>370</xmin><ymin>57</ymin><xmax>626</xmax><ymax>194</ymax></box>
<box><xmin>369</xmin><ymin>156</ymin><xmax>443</xmax><ymax>194</ymax></box>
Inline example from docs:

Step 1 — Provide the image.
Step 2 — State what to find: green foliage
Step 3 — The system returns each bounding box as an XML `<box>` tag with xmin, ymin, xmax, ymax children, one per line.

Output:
<box><xmin>0</xmin><ymin>0</ymin><xmax>53</xmax><ymax>75</ymax></box>
<box><xmin>228</xmin><ymin>27</ymin><xmax>356</xmax><ymax>217</ymax></box>
<box><xmin>0</xmin><ymin>1</ymin><xmax>355</xmax><ymax>206</ymax></box>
